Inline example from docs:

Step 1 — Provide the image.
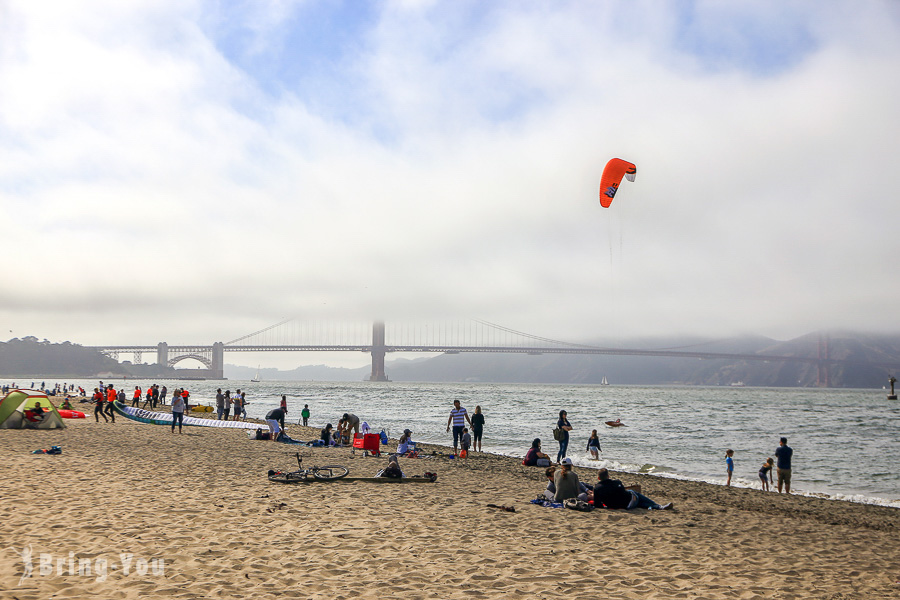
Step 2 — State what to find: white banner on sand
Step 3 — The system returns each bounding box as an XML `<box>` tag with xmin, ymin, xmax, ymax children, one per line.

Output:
<box><xmin>113</xmin><ymin>402</ymin><xmax>263</xmax><ymax>429</ymax></box>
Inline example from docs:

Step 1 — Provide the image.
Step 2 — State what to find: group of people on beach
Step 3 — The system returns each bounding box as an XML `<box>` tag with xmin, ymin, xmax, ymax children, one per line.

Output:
<box><xmin>214</xmin><ymin>388</ymin><xmax>247</xmax><ymax>421</ymax></box>
<box><xmin>726</xmin><ymin>437</ymin><xmax>794</xmax><ymax>493</ymax></box>
<box><xmin>90</xmin><ymin>383</ymin><xmax>173</xmax><ymax>424</ymax></box>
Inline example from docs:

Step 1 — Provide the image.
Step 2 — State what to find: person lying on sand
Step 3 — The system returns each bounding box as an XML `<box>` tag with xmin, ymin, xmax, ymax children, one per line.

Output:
<box><xmin>593</xmin><ymin>468</ymin><xmax>673</xmax><ymax>510</ymax></box>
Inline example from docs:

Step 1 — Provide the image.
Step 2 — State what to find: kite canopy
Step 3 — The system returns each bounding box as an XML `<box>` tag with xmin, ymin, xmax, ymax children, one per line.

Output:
<box><xmin>599</xmin><ymin>158</ymin><xmax>637</xmax><ymax>208</ymax></box>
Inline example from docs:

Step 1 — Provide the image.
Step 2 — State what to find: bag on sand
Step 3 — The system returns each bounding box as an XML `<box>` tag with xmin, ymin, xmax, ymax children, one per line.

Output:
<box><xmin>536</xmin><ymin>457</ymin><xmax>551</xmax><ymax>467</ymax></box>
<box><xmin>552</xmin><ymin>427</ymin><xmax>563</xmax><ymax>441</ymax></box>
<box><xmin>564</xmin><ymin>498</ymin><xmax>593</xmax><ymax>512</ymax></box>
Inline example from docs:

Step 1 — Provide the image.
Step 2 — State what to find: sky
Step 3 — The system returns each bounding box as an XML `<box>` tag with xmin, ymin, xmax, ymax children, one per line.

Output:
<box><xmin>2</xmin><ymin>0</ymin><xmax>900</xmax><ymax>369</ymax></box>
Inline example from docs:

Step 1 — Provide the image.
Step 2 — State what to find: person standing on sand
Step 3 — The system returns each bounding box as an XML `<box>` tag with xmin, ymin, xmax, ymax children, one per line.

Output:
<box><xmin>132</xmin><ymin>386</ymin><xmax>141</xmax><ymax>407</ymax></box>
<box><xmin>587</xmin><ymin>429</ymin><xmax>601</xmax><ymax>460</ymax></box>
<box><xmin>759</xmin><ymin>457</ymin><xmax>774</xmax><ymax>492</ymax></box>
<box><xmin>446</xmin><ymin>400</ymin><xmax>472</xmax><ymax>454</ymax></box>
<box><xmin>775</xmin><ymin>437</ymin><xmax>793</xmax><ymax>494</ymax></box>
<box><xmin>301</xmin><ymin>404</ymin><xmax>310</xmax><ymax>426</ymax></box>
<box><xmin>232</xmin><ymin>392</ymin><xmax>242</xmax><ymax>421</ymax></box>
<box><xmin>160</xmin><ymin>385</ymin><xmax>167</xmax><ymax>405</ymax></box>
<box><xmin>725</xmin><ymin>449</ymin><xmax>734</xmax><ymax>487</ymax></box>
<box><xmin>280</xmin><ymin>395</ymin><xmax>288</xmax><ymax>414</ymax></box>
<box><xmin>151</xmin><ymin>384</ymin><xmax>159</xmax><ymax>409</ymax></box>
<box><xmin>556</xmin><ymin>410</ymin><xmax>572</xmax><ymax>463</ymax></box>
<box><xmin>171</xmin><ymin>389</ymin><xmax>185</xmax><ymax>434</ymax></box>
<box><xmin>223</xmin><ymin>390</ymin><xmax>232</xmax><ymax>420</ymax></box>
<box><xmin>471</xmin><ymin>405</ymin><xmax>485</xmax><ymax>453</ymax></box>
<box><xmin>215</xmin><ymin>389</ymin><xmax>225</xmax><ymax>420</ymax></box>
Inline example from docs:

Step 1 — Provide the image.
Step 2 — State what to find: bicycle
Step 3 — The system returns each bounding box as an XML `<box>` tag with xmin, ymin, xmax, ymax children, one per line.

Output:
<box><xmin>268</xmin><ymin>452</ymin><xmax>350</xmax><ymax>483</ymax></box>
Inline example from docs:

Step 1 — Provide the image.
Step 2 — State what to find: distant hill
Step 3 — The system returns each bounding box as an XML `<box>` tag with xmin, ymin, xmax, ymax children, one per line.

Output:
<box><xmin>0</xmin><ymin>337</ymin><xmax>128</xmax><ymax>378</ymax></box>
<box><xmin>229</xmin><ymin>332</ymin><xmax>900</xmax><ymax>388</ymax></box>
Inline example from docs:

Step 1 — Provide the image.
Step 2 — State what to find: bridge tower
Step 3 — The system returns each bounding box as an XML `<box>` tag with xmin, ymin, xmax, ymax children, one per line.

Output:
<box><xmin>212</xmin><ymin>342</ymin><xmax>224</xmax><ymax>380</ymax></box>
<box><xmin>157</xmin><ymin>342</ymin><xmax>168</xmax><ymax>367</ymax></box>
<box><xmin>369</xmin><ymin>321</ymin><xmax>388</xmax><ymax>381</ymax></box>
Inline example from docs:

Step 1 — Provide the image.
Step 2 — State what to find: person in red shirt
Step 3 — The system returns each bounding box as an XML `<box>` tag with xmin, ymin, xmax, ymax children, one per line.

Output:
<box><xmin>105</xmin><ymin>385</ymin><xmax>116</xmax><ymax>423</ymax></box>
<box><xmin>93</xmin><ymin>388</ymin><xmax>108</xmax><ymax>423</ymax></box>
<box><xmin>132</xmin><ymin>386</ymin><xmax>142</xmax><ymax>407</ymax></box>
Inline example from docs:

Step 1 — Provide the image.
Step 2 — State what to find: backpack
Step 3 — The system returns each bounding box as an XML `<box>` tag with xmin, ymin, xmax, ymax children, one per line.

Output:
<box><xmin>552</xmin><ymin>427</ymin><xmax>563</xmax><ymax>441</ymax></box>
<box><xmin>379</xmin><ymin>429</ymin><xmax>388</xmax><ymax>445</ymax></box>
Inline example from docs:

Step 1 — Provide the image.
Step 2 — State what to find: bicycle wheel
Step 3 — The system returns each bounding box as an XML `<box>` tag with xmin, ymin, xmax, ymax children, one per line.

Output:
<box><xmin>313</xmin><ymin>465</ymin><xmax>349</xmax><ymax>480</ymax></box>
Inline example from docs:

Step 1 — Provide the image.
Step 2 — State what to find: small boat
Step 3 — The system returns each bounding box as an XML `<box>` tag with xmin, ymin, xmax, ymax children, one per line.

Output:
<box><xmin>605</xmin><ymin>419</ymin><xmax>625</xmax><ymax>427</ymax></box>
<box><xmin>601</xmin><ymin>376</ymin><xmax>609</xmax><ymax>385</ymax></box>
<box><xmin>730</xmin><ymin>381</ymin><xmax>745</xmax><ymax>387</ymax></box>
<box><xmin>251</xmin><ymin>366</ymin><xmax>260</xmax><ymax>383</ymax></box>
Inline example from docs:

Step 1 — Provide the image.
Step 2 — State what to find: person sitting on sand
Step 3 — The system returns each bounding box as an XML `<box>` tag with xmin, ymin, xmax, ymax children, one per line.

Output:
<box><xmin>397</xmin><ymin>429</ymin><xmax>414</xmax><ymax>455</ymax></box>
<box><xmin>522</xmin><ymin>438</ymin><xmax>551</xmax><ymax>466</ymax></box>
<box><xmin>544</xmin><ymin>461</ymin><xmax>592</xmax><ymax>502</ymax></box>
<box><xmin>60</xmin><ymin>397</ymin><xmax>73</xmax><ymax>410</ymax></box>
<box><xmin>553</xmin><ymin>458</ymin><xmax>582</xmax><ymax>502</ymax></box>
<box><xmin>378</xmin><ymin>454</ymin><xmax>403</xmax><ymax>478</ymax></box>
<box><xmin>320</xmin><ymin>423</ymin><xmax>334</xmax><ymax>446</ymax></box>
<box><xmin>593</xmin><ymin>468</ymin><xmax>673</xmax><ymax>510</ymax></box>
<box><xmin>24</xmin><ymin>402</ymin><xmax>46</xmax><ymax>423</ymax></box>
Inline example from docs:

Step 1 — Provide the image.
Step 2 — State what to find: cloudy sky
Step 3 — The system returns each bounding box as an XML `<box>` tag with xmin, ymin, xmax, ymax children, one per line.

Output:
<box><xmin>2</xmin><ymin>1</ymin><xmax>899</xmax><ymax>368</ymax></box>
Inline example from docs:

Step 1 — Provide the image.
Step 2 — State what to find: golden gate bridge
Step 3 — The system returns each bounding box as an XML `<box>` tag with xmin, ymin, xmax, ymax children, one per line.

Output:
<box><xmin>86</xmin><ymin>319</ymin><xmax>897</xmax><ymax>385</ymax></box>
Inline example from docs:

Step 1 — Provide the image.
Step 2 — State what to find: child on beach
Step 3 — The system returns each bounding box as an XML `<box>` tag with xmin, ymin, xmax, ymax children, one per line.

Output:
<box><xmin>460</xmin><ymin>427</ymin><xmax>471</xmax><ymax>457</ymax></box>
<box><xmin>759</xmin><ymin>457</ymin><xmax>774</xmax><ymax>492</ymax></box>
<box><xmin>587</xmin><ymin>430</ymin><xmax>601</xmax><ymax>460</ymax></box>
<box><xmin>725</xmin><ymin>449</ymin><xmax>734</xmax><ymax>487</ymax></box>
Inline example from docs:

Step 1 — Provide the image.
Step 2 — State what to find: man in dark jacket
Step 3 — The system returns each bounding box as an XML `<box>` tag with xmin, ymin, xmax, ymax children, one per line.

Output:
<box><xmin>593</xmin><ymin>468</ymin><xmax>673</xmax><ymax>510</ymax></box>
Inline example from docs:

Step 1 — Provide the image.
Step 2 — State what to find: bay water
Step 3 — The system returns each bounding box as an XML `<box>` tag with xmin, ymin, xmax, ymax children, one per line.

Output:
<box><xmin>33</xmin><ymin>379</ymin><xmax>900</xmax><ymax>507</ymax></box>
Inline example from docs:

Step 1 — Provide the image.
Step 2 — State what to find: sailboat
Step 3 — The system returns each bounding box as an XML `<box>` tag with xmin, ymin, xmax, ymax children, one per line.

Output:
<box><xmin>601</xmin><ymin>376</ymin><xmax>609</xmax><ymax>386</ymax></box>
<box><xmin>250</xmin><ymin>366</ymin><xmax>260</xmax><ymax>383</ymax></box>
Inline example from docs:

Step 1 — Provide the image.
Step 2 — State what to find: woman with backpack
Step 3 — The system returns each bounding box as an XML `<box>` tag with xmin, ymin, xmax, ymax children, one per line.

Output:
<box><xmin>555</xmin><ymin>410</ymin><xmax>573</xmax><ymax>463</ymax></box>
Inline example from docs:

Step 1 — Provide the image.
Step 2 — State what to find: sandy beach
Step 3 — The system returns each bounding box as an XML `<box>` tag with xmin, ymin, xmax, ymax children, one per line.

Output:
<box><xmin>2</xmin><ymin>410</ymin><xmax>899</xmax><ymax>600</ymax></box>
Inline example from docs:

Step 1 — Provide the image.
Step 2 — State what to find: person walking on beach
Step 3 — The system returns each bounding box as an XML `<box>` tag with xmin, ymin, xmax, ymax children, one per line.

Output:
<box><xmin>223</xmin><ymin>390</ymin><xmax>232</xmax><ymax>420</ymax></box>
<box><xmin>301</xmin><ymin>404</ymin><xmax>310</xmax><ymax>426</ymax></box>
<box><xmin>446</xmin><ymin>400</ymin><xmax>472</xmax><ymax>454</ymax></box>
<box><xmin>280</xmin><ymin>395</ymin><xmax>288</xmax><ymax>413</ymax></box>
<box><xmin>725</xmin><ymin>449</ymin><xmax>734</xmax><ymax>487</ymax></box>
<box><xmin>471</xmin><ymin>405</ymin><xmax>485</xmax><ymax>453</ymax></box>
<box><xmin>151</xmin><ymin>384</ymin><xmax>159</xmax><ymax>409</ymax></box>
<box><xmin>759</xmin><ymin>457</ymin><xmax>774</xmax><ymax>492</ymax></box>
<box><xmin>104</xmin><ymin>385</ymin><xmax>116</xmax><ymax>423</ymax></box>
<box><xmin>775</xmin><ymin>437</ymin><xmax>793</xmax><ymax>494</ymax></box>
<box><xmin>144</xmin><ymin>386</ymin><xmax>153</xmax><ymax>408</ymax></box>
<box><xmin>93</xmin><ymin>388</ymin><xmax>108</xmax><ymax>423</ymax></box>
<box><xmin>171</xmin><ymin>389</ymin><xmax>185</xmax><ymax>434</ymax></box>
<box><xmin>160</xmin><ymin>385</ymin><xmax>168</xmax><ymax>405</ymax></box>
<box><xmin>240</xmin><ymin>391</ymin><xmax>247</xmax><ymax>419</ymax></box>
<box><xmin>132</xmin><ymin>386</ymin><xmax>141</xmax><ymax>407</ymax></box>
<box><xmin>555</xmin><ymin>410</ymin><xmax>573</xmax><ymax>463</ymax></box>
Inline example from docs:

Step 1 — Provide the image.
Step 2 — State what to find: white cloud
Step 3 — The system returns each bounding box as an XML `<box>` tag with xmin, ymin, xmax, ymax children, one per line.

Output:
<box><xmin>1</xmin><ymin>1</ymin><xmax>899</xmax><ymax>369</ymax></box>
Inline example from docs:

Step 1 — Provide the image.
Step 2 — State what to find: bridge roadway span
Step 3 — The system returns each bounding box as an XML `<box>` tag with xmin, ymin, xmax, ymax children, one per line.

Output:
<box><xmin>88</xmin><ymin>343</ymin><xmax>896</xmax><ymax>383</ymax></box>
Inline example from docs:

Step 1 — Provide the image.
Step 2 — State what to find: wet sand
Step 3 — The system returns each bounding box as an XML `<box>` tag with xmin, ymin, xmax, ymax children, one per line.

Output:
<box><xmin>1</xmin><ymin>411</ymin><xmax>899</xmax><ymax>599</ymax></box>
